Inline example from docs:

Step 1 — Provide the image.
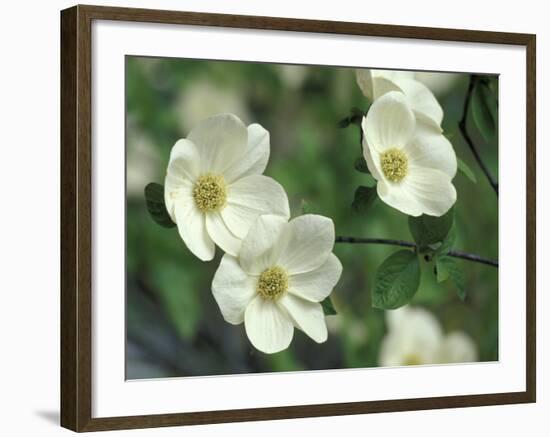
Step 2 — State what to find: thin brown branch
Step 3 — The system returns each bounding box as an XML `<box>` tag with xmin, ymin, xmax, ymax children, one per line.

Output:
<box><xmin>459</xmin><ymin>75</ymin><xmax>499</xmax><ymax>196</ymax></box>
<box><xmin>335</xmin><ymin>236</ymin><xmax>498</xmax><ymax>267</ymax></box>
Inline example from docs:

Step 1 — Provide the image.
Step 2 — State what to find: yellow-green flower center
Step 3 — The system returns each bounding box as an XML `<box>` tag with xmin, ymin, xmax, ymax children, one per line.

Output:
<box><xmin>403</xmin><ymin>353</ymin><xmax>423</xmax><ymax>366</ymax></box>
<box><xmin>380</xmin><ymin>148</ymin><xmax>408</xmax><ymax>182</ymax></box>
<box><xmin>257</xmin><ymin>266</ymin><xmax>289</xmax><ymax>301</ymax></box>
<box><xmin>192</xmin><ymin>173</ymin><xmax>227</xmax><ymax>212</ymax></box>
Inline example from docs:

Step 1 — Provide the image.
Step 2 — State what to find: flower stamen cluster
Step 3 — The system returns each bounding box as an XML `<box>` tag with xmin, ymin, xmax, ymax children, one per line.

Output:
<box><xmin>192</xmin><ymin>173</ymin><xmax>227</xmax><ymax>212</ymax></box>
<box><xmin>381</xmin><ymin>148</ymin><xmax>408</xmax><ymax>182</ymax></box>
<box><xmin>257</xmin><ymin>265</ymin><xmax>289</xmax><ymax>301</ymax></box>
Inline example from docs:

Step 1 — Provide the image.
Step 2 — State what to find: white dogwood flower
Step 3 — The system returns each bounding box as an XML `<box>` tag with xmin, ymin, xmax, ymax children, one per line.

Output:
<box><xmin>361</xmin><ymin>91</ymin><xmax>457</xmax><ymax>217</ymax></box>
<box><xmin>165</xmin><ymin>113</ymin><xmax>290</xmax><ymax>261</ymax></box>
<box><xmin>437</xmin><ymin>331</ymin><xmax>479</xmax><ymax>363</ymax></box>
<box><xmin>212</xmin><ymin>214</ymin><xmax>343</xmax><ymax>354</ymax></box>
<box><xmin>379</xmin><ymin>306</ymin><xmax>478</xmax><ymax>366</ymax></box>
<box><xmin>356</xmin><ymin>68</ymin><xmax>443</xmax><ymax>130</ymax></box>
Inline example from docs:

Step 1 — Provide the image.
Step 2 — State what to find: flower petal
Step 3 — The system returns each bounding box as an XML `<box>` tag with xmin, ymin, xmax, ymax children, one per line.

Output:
<box><xmin>386</xmin><ymin>306</ymin><xmax>411</xmax><ymax>331</ymax></box>
<box><xmin>166</xmin><ymin>138</ymin><xmax>201</xmax><ymax>181</ymax></box>
<box><xmin>222</xmin><ymin>174</ymin><xmax>290</xmax><ymax>239</ymax></box>
<box><xmin>188</xmin><ymin>113</ymin><xmax>247</xmax><ymax>174</ymax></box>
<box><xmin>356</xmin><ymin>69</ymin><xmax>375</xmax><ymax>100</ymax></box>
<box><xmin>405</xmin><ymin>121</ymin><xmax>457</xmax><ymax>178</ymax></box>
<box><xmin>438</xmin><ymin>332</ymin><xmax>478</xmax><ymax>363</ymax></box>
<box><xmin>164</xmin><ymin>176</ymin><xmax>193</xmax><ymax>223</ymax></box>
<box><xmin>380</xmin><ymin>306</ymin><xmax>443</xmax><ymax>366</ymax></box>
<box><xmin>363</xmin><ymin>91</ymin><xmax>416</xmax><ymax>153</ymax></box>
<box><xmin>378</xmin><ymin>331</ymin><xmax>409</xmax><ymax>366</ymax></box>
<box><xmin>212</xmin><ymin>254</ymin><xmax>257</xmax><ymax>325</ymax></box>
<box><xmin>394</xmin><ymin>78</ymin><xmax>444</xmax><ymax>130</ymax></box>
<box><xmin>239</xmin><ymin>214</ymin><xmax>288</xmax><ymax>275</ymax></box>
<box><xmin>373</xmin><ymin>69</ymin><xmax>415</xmax><ymax>82</ymax></box>
<box><xmin>362</xmin><ymin>136</ymin><xmax>387</xmax><ymax>183</ymax></box>
<box><xmin>276</xmin><ymin>215</ymin><xmax>335</xmax><ymax>275</ymax></box>
<box><xmin>356</xmin><ymin>69</ymin><xmax>414</xmax><ymax>100</ymax></box>
<box><xmin>164</xmin><ymin>139</ymin><xmax>201</xmax><ymax>221</ymax></box>
<box><xmin>371</xmin><ymin>76</ymin><xmax>402</xmax><ymax>100</ymax></box>
<box><xmin>222</xmin><ymin>123</ymin><xmax>270</xmax><ymax>183</ymax></box>
<box><xmin>401</xmin><ymin>168</ymin><xmax>457</xmax><ymax>217</ymax></box>
<box><xmin>376</xmin><ymin>180</ymin><xmax>424</xmax><ymax>217</ymax></box>
<box><xmin>288</xmin><ymin>254</ymin><xmax>342</xmax><ymax>302</ymax></box>
<box><xmin>245</xmin><ymin>296</ymin><xmax>294</xmax><ymax>354</ymax></box>
<box><xmin>205</xmin><ymin>212</ymin><xmax>242</xmax><ymax>256</ymax></box>
<box><xmin>279</xmin><ymin>294</ymin><xmax>327</xmax><ymax>343</ymax></box>
<box><xmin>174</xmin><ymin>201</ymin><xmax>215</xmax><ymax>261</ymax></box>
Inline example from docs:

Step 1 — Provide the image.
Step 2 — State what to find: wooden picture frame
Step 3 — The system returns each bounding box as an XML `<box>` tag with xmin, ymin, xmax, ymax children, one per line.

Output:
<box><xmin>60</xmin><ymin>4</ymin><xmax>536</xmax><ymax>432</ymax></box>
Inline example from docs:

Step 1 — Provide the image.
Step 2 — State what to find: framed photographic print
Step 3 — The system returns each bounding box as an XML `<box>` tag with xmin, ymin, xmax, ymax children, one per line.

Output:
<box><xmin>60</xmin><ymin>4</ymin><xmax>536</xmax><ymax>432</ymax></box>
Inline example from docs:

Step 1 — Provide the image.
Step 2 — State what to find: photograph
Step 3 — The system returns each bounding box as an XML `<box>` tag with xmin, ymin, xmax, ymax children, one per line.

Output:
<box><xmin>126</xmin><ymin>56</ymin><xmax>499</xmax><ymax>379</ymax></box>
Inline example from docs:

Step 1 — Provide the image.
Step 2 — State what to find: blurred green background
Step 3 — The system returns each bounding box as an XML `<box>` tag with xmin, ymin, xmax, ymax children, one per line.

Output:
<box><xmin>126</xmin><ymin>56</ymin><xmax>499</xmax><ymax>379</ymax></box>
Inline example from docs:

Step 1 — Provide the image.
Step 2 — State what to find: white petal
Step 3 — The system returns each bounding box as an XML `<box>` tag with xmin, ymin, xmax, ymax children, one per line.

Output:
<box><xmin>187</xmin><ymin>113</ymin><xmax>247</xmax><ymax>174</ymax></box>
<box><xmin>164</xmin><ymin>176</ymin><xmax>193</xmax><ymax>223</ymax></box>
<box><xmin>371</xmin><ymin>76</ymin><xmax>402</xmax><ymax>100</ymax></box>
<box><xmin>394</xmin><ymin>78</ymin><xmax>444</xmax><ymax>129</ymax></box>
<box><xmin>372</xmin><ymin>70</ymin><xmax>415</xmax><ymax>99</ymax></box>
<box><xmin>385</xmin><ymin>306</ymin><xmax>411</xmax><ymax>331</ymax></box>
<box><xmin>245</xmin><ymin>296</ymin><xmax>294</xmax><ymax>354</ymax></box>
<box><xmin>356</xmin><ymin>69</ymin><xmax>375</xmax><ymax>100</ymax></box>
<box><xmin>405</xmin><ymin>121</ymin><xmax>457</xmax><ymax>178</ymax></box>
<box><xmin>222</xmin><ymin>123</ymin><xmax>270</xmax><ymax>183</ymax></box>
<box><xmin>373</xmin><ymin>69</ymin><xmax>415</xmax><ymax>82</ymax></box>
<box><xmin>239</xmin><ymin>214</ymin><xmax>288</xmax><ymax>275</ymax></box>
<box><xmin>205</xmin><ymin>212</ymin><xmax>242</xmax><ymax>256</ymax></box>
<box><xmin>166</xmin><ymin>138</ymin><xmax>201</xmax><ymax>181</ymax></box>
<box><xmin>438</xmin><ymin>332</ymin><xmax>478</xmax><ymax>363</ymax></box>
<box><xmin>276</xmin><ymin>215</ymin><xmax>335</xmax><ymax>275</ymax></box>
<box><xmin>164</xmin><ymin>139</ymin><xmax>201</xmax><ymax>221</ymax></box>
<box><xmin>357</xmin><ymin>69</ymin><xmax>413</xmax><ymax>100</ymax></box>
<box><xmin>212</xmin><ymin>254</ymin><xmax>256</xmax><ymax>325</ymax></box>
<box><xmin>376</xmin><ymin>180</ymin><xmax>424</xmax><ymax>217</ymax></box>
<box><xmin>279</xmin><ymin>294</ymin><xmax>327</xmax><ymax>343</ymax></box>
<box><xmin>363</xmin><ymin>91</ymin><xmax>416</xmax><ymax>153</ymax></box>
<box><xmin>288</xmin><ymin>254</ymin><xmax>342</xmax><ymax>302</ymax></box>
<box><xmin>379</xmin><ymin>331</ymin><xmax>410</xmax><ymax>366</ymax></box>
<box><xmin>362</xmin><ymin>136</ymin><xmax>384</xmax><ymax>182</ymax></box>
<box><xmin>404</xmin><ymin>307</ymin><xmax>443</xmax><ymax>343</ymax></box>
<box><xmin>401</xmin><ymin>168</ymin><xmax>457</xmax><ymax>217</ymax></box>
<box><xmin>174</xmin><ymin>201</ymin><xmax>215</xmax><ymax>261</ymax></box>
<box><xmin>380</xmin><ymin>306</ymin><xmax>443</xmax><ymax>366</ymax></box>
<box><xmin>222</xmin><ymin>174</ymin><xmax>290</xmax><ymax>239</ymax></box>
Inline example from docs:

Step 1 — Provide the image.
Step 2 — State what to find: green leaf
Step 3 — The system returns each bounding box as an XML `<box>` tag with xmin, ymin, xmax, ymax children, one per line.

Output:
<box><xmin>337</xmin><ymin>117</ymin><xmax>351</xmax><ymax>128</ymax></box>
<box><xmin>352</xmin><ymin>185</ymin><xmax>377</xmax><ymax>215</ymax></box>
<box><xmin>457</xmin><ymin>158</ymin><xmax>477</xmax><ymax>184</ymax></box>
<box><xmin>144</xmin><ymin>183</ymin><xmax>176</xmax><ymax>228</ymax></box>
<box><xmin>471</xmin><ymin>79</ymin><xmax>498</xmax><ymax>142</ymax></box>
<box><xmin>434</xmin><ymin>225</ymin><xmax>456</xmax><ymax>256</ymax></box>
<box><xmin>372</xmin><ymin>250</ymin><xmax>421</xmax><ymax>309</ymax></box>
<box><xmin>434</xmin><ymin>256</ymin><xmax>450</xmax><ymax>283</ymax></box>
<box><xmin>436</xmin><ymin>255</ymin><xmax>466</xmax><ymax>300</ymax></box>
<box><xmin>338</xmin><ymin>107</ymin><xmax>365</xmax><ymax>128</ymax></box>
<box><xmin>321</xmin><ymin>296</ymin><xmax>337</xmax><ymax>315</ymax></box>
<box><xmin>408</xmin><ymin>208</ymin><xmax>454</xmax><ymax>247</ymax></box>
<box><xmin>354</xmin><ymin>156</ymin><xmax>370</xmax><ymax>174</ymax></box>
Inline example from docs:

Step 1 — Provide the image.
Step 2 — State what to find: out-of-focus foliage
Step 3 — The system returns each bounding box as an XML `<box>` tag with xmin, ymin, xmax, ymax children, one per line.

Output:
<box><xmin>126</xmin><ymin>56</ymin><xmax>499</xmax><ymax>379</ymax></box>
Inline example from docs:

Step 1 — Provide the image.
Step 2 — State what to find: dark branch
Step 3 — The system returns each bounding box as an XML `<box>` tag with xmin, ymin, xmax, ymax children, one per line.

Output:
<box><xmin>335</xmin><ymin>235</ymin><xmax>498</xmax><ymax>268</ymax></box>
<box><xmin>459</xmin><ymin>75</ymin><xmax>499</xmax><ymax>196</ymax></box>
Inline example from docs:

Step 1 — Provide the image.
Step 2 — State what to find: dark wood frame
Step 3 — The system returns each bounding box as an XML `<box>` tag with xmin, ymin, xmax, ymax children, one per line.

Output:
<box><xmin>60</xmin><ymin>4</ymin><xmax>537</xmax><ymax>432</ymax></box>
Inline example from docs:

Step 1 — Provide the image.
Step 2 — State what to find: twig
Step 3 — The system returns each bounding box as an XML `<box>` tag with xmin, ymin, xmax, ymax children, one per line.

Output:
<box><xmin>335</xmin><ymin>236</ymin><xmax>498</xmax><ymax>267</ymax></box>
<box><xmin>459</xmin><ymin>75</ymin><xmax>499</xmax><ymax>196</ymax></box>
